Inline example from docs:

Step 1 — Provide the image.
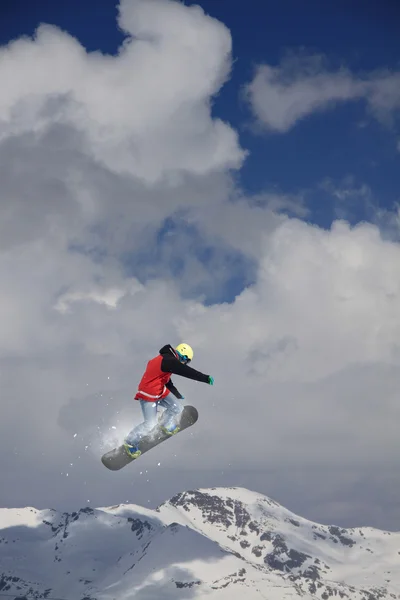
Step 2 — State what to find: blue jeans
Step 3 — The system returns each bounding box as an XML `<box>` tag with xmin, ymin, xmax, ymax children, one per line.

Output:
<box><xmin>124</xmin><ymin>394</ymin><xmax>184</xmax><ymax>447</ymax></box>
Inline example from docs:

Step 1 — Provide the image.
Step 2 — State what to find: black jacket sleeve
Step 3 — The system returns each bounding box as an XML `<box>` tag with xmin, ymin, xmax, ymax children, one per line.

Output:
<box><xmin>166</xmin><ymin>379</ymin><xmax>184</xmax><ymax>399</ymax></box>
<box><xmin>161</xmin><ymin>355</ymin><xmax>210</xmax><ymax>383</ymax></box>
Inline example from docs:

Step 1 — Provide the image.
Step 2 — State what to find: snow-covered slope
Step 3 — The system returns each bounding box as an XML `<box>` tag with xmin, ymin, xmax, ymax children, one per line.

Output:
<box><xmin>1</xmin><ymin>487</ymin><xmax>399</xmax><ymax>599</ymax></box>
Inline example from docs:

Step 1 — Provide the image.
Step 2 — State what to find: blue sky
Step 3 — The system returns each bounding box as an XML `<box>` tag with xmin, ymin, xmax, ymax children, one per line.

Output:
<box><xmin>0</xmin><ymin>0</ymin><xmax>400</xmax><ymax>233</ymax></box>
<box><xmin>2</xmin><ymin>0</ymin><xmax>399</xmax><ymax>233</ymax></box>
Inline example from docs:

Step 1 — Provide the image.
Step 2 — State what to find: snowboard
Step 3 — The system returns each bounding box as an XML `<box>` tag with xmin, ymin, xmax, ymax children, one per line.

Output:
<box><xmin>101</xmin><ymin>405</ymin><xmax>198</xmax><ymax>471</ymax></box>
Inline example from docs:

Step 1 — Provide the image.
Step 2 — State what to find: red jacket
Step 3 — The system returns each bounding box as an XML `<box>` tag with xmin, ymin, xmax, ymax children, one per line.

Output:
<box><xmin>134</xmin><ymin>344</ymin><xmax>210</xmax><ymax>402</ymax></box>
<box><xmin>134</xmin><ymin>355</ymin><xmax>171</xmax><ymax>402</ymax></box>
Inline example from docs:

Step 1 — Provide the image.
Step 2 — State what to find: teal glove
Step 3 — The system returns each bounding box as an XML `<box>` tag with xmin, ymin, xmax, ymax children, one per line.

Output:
<box><xmin>208</xmin><ymin>376</ymin><xmax>214</xmax><ymax>385</ymax></box>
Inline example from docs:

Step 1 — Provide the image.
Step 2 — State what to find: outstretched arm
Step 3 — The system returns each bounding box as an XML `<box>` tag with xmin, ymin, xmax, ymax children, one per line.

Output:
<box><xmin>161</xmin><ymin>355</ymin><xmax>210</xmax><ymax>383</ymax></box>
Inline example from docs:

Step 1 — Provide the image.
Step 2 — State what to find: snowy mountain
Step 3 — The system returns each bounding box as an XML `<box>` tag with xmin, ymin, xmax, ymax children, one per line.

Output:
<box><xmin>1</xmin><ymin>487</ymin><xmax>399</xmax><ymax>600</ymax></box>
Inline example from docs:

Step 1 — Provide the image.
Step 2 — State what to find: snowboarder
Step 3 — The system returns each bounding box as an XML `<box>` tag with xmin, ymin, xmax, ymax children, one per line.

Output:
<box><xmin>124</xmin><ymin>343</ymin><xmax>214</xmax><ymax>458</ymax></box>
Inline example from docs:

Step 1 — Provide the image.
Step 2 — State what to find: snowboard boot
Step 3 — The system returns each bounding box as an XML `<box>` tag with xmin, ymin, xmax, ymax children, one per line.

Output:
<box><xmin>161</xmin><ymin>423</ymin><xmax>180</xmax><ymax>436</ymax></box>
<box><xmin>123</xmin><ymin>442</ymin><xmax>142</xmax><ymax>458</ymax></box>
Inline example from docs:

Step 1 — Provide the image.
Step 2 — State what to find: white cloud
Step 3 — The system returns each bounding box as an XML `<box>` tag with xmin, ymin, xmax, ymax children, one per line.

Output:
<box><xmin>321</xmin><ymin>176</ymin><xmax>372</xmax><ymax>202</ymax></box>
<box><xmin>1</xmin><ymin>0</ymin><xmax>400</xmax><ymax>529</ymax></box>
<box><xmin>244</xmin><ymin>54</ymin><xmax>400</xmax><ymax>132</ymax></box>
<box><xmin>54</xmin><ymin>284</ymin><xmax>139</xmax><ymax>313</ymax></box>
<box><xmin>0</xmin><ymin>0</ymin><xmax>245</xmax><ymax>183</ymax></box>
<box><xmin>367</xmin><ymin>70</ymin><xmax>400</xmax><ymax>121</ymax></box>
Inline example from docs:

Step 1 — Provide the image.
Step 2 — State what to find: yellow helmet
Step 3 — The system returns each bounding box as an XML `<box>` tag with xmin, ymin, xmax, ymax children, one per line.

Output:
<box><xmin>175</xmin><ymin>343</ymin><xmax>194</xmax><ymax>363</ymax></box>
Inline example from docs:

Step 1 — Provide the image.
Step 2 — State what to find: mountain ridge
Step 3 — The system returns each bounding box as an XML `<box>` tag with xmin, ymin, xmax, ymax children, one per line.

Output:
<box><xmin>1</xmin><ymin>486</ymin><xmax>399</xmax><ymax>599</ymax></box>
